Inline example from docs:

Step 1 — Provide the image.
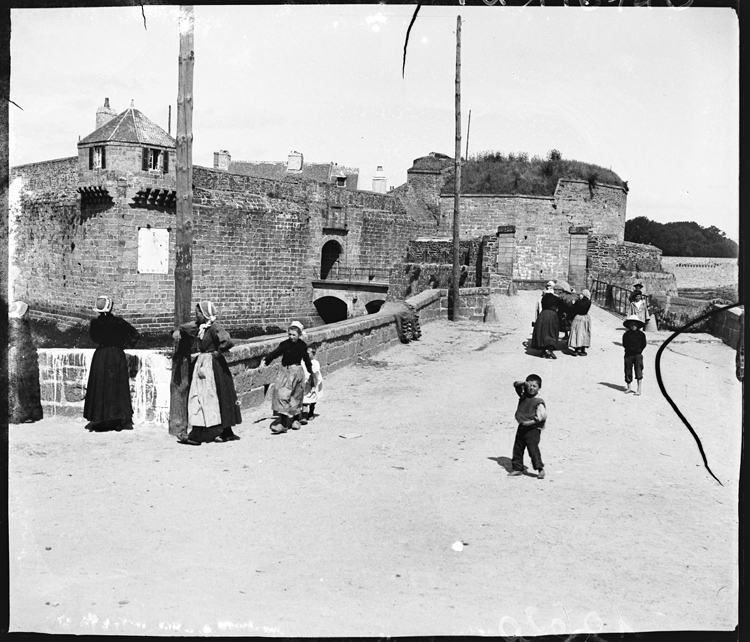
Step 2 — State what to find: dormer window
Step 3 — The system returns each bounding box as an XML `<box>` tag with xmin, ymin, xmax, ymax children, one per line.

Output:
<box><xmin>88</xmin><ymin>146</ymin><xmax>106</xmax><ymax>170</ymax></box>
<box><xmin>142</xmin><ymin>147</ymin><xmax>169</xmax><ymax>174</ymax></box>
<box><xmin>335</xmin><ymin>175</ymin><xmax>347</xmax><ymax>188</ymax></box>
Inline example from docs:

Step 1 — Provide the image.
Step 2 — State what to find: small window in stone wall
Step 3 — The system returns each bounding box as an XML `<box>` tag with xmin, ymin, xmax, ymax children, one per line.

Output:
<box><xmin>137</xmin><ymin>227</ymin><xmax>170</xmax><ymax>274</ymax></box>
<box><xmin>142</xmin><ymin>147</ymin><xmax>169</xmax><ymax>173</ymax></box>
<box><xmin>89</xmin><ymin>146</ymin><xmax>106</xmax><ymax>170</ymax></box>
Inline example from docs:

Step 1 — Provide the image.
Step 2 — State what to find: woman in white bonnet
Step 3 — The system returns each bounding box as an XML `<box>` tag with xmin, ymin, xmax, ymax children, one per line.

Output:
<box><xmin>260</xmin><ymin>321</ymin><xmax>314</xmax><ymax>433</ymax></box>
<box><xmin>567</xmin><ymin>289</ymin><xmax>592</xmax><ymax>356</ymax></box>
<box><xmin>174</xmin><ymin>300</ymin><xmax>242</xmax><ymax>445</ymax></box>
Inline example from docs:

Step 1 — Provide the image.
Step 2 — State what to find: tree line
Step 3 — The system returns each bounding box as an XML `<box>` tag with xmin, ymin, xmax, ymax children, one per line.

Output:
<box><xmin>625</xmin><ymin>216</ymin><xmax>738</xmax><ymax>258</ymax></box>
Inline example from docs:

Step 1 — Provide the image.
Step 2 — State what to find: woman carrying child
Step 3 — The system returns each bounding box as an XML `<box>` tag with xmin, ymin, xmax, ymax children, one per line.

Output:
<box><xmin>301</xmin><ymin>343</ymin><xmax>323</xmax><ymax>424</ymax></box>
<box><xmin>261</xmin><ymin>321</ymin><xmax>314</xmax><ymax>433</ymax></box>
<box><xmin>174</xmin><ymin>300</ymin><xmax>242</xmax><ymax>445</ymax></box>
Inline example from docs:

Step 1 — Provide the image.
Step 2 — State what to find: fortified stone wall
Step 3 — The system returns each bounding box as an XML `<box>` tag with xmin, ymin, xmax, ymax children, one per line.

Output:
<box><xmin>588</xmin><ymin>236</ymin><xmax>665</xmax><ymax>273</ymax></box>
<box><xmin>434</xmin><ymin>180</ymin><xmax>627</xmax><ymax>283</ymax></box>
<box><xmin>11</xmin><ymin>157</ymin><xmax>78</xmax><ymax>191</ymax></box>
<box><xmin>10</xmin><ymin>162</ymin><xmax>436</xmax><ymax>332</ymax></box>
<box><xmin>661</xmin><ymin>257</ymin><xmax>739</xmax><ymax>290</ymax></box>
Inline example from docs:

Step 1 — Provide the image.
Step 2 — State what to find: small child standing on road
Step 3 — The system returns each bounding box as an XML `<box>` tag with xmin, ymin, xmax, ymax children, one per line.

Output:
<box><xmin>622</xmin><ymin>315</ymin><xmax>647</xmax><ymax>396</ymax></box>
<box><xmin>509</xmin><ymin>374</ymin><xmax>547</xmax><ymax>479</ymax></box>
<box><xmin>301</xmin><ymin>343</ymin><xmax>323</xmax><ymax>424</ymax></box>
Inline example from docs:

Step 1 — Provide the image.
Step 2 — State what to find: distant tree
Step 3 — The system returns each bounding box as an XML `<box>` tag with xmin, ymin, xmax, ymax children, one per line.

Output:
<box><xmin>547</xmin><ymin>149</ymin><xmax>562</xmax><ymax>161</ymax></box>
<box><xmin>625</xmin><ymin>217</ymin><xmax>738</xmax><ymax>258</ymax></box>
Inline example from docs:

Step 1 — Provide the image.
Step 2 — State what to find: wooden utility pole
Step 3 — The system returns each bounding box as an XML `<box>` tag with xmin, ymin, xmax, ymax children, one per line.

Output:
<box><xmin>169</xmin><ymin>5</ymin><xmax>195</xmax><ymax>437</ymax></box>
<box><xmin>450</xmin><ymin>15</ymin><xmax>462</xmax><ymax>321</ymax></box>
<box><xmin>174</xmin><ymin>5</ymin><xmax>194</xmax><ymax>327</ymax></box>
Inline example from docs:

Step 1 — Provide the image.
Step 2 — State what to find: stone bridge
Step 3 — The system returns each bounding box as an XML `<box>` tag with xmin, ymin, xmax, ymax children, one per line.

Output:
<box><xmin>311</xmin><ymin>279</ymin><xmax>389</xmax><ymax>323</ymax></box>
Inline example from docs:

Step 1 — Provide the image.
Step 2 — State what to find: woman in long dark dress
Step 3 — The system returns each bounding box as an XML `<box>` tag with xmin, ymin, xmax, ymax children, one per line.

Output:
<box><xmin>175</xmin><ymin>301</ymin><xmax>242</xmax><ymax>445</ymax></box>
<box><xmin>531</xmin><ymin>290</ymin><xmax>560</xmax><ymax>359</ymax></box>
<box><xmin>84</xmin><ymin>296</ymin><xmax>140</xmax><ymax>431</ymax></box>
<box><xmin>261</xmin><ymin>321</ymin><xmax>314</xmax><ymax>433</ymax></box>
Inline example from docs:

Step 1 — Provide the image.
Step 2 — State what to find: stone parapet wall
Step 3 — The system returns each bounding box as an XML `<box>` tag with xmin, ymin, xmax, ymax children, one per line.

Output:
<box><xmin>588</xmin><ymin>235</ymin><xmax>664</xmax><ymax>273</ymax></box>
<box><xmin>708</xmin><ymin>305</ymin><xmax>743</xmax><ymax>348</ymax></box>
<box><xmin>11</xmin><ymin>157</ymin><xmax>78</xmax><ymax>192</ymax></box>
<box><xmin>661</xmin><ymin>257</ymin><xmax>739</xmax><ymax>290</ymax></box>
<box><xmin>34</xmin><ymin>288</ymin><xmax>490</xmax><ymax>424</ymax></box>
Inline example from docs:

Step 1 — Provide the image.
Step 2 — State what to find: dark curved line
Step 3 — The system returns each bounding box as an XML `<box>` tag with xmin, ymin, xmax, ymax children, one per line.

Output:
<box><xmin>654</xmin><ymin>301</ymin><xmax>742</xmax><ymax>486</ymax></box>
<box><xmin>402</xmin><ymin>4</ymin><xmax>421</xmax><ymax>79</ymax></box>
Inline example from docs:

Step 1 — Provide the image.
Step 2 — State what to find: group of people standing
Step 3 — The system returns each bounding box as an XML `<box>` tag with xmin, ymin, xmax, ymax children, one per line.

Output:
<box><xmin>530</xmin><ymin>280</ymin><xmax>593</xmax><ymax>359</ymax></box>
<box><xmin>83</xmin><ymin>296</ymin><xmax>322</xmax><ymax>442</ymax></box>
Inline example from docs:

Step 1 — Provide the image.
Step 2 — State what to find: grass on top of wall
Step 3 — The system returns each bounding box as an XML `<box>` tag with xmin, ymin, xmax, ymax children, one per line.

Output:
<box><xmin>441</xmin><ymin>150</ymin><xmax>626</xmax><ymax>196</ymax></box>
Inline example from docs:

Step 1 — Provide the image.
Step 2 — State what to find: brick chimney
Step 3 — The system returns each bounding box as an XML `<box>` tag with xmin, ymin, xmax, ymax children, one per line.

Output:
<box><xmin>96</xmin><ymin>97</ymin><xmax>117</xmax><ymax>130</ymax></box>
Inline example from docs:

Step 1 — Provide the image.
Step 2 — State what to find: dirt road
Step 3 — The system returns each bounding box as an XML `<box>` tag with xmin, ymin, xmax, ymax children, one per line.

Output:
<box><xmin>8</xmin><ymin>292</ymin><xmax>741</xmax><ymax>636</ymax></box>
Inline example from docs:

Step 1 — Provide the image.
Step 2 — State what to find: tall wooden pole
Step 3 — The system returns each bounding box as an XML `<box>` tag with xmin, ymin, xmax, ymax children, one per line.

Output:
<box><xmin>175</xmin><ymin>5</ymin><xmax>194</xmax><ymax>327</ymax></box>
<box><xmin>170</xmin><ymin>5</ymin><xmax>194</xmax><ymax>437</ymax></box>
<box><xmin>450</xmin><ymin>15</ymin><xmax>462</xmax><ymax>321</ymax></box>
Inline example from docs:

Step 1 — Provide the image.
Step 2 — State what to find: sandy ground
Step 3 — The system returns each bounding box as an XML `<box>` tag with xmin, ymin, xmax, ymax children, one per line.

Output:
<box><xmin>8</xmin><ymin>292</ymin><xmax>741</xmax><ymax>637</ymax></box>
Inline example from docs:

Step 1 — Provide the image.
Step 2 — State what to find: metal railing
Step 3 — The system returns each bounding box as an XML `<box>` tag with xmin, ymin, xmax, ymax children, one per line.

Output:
<box><xmin>321</xmin><ymin>266</ymin><xmax>392</xmax><ymax>283</ymax></box>
<box><xmin>590</xmin><ymin>279</ymin><xmax>652</xmax><ymax>317</ymax></box>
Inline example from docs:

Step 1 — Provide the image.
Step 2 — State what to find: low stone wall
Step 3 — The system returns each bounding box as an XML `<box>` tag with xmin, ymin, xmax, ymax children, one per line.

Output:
<box><xmin>590</xmin><ymin>270</ymin><xmax>678</xmax><ymax>298</ymax></box>
<box><xmin>37</xmin><ymin>349</ymin><xmax>171</xmax><ymax>424</ymax></box>
<box><xmin>33</xmin><ymin>288</ymin><xmax>490</xmax><ymax>425</ymax></box>
<box><xmin>708</xmin><ymin>305</ymin><xmax>743</xmax><ymax>348</ymax></box>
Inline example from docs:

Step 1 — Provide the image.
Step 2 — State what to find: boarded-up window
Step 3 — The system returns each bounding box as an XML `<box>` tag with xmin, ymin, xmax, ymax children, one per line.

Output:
<box><xmin>137</xmin><ymin>228</ymin><xmax>170</xmax><ymax>274</ymax></box>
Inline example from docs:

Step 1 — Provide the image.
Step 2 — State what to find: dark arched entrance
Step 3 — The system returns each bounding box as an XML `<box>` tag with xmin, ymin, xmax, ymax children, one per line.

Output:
<box><xmin>365</xmin><ymin>299</ymin><xmax>385</xmax><ymax>314</ymax></box>
<box><xmin>320</xmin><ymin>240</ymin><xmax>343</xmax><ymax>280</ymax></box>
<box><xmin>314</xmin><ymin>296</ymin><xmax>348</xmax><ymax>324</ymax></box>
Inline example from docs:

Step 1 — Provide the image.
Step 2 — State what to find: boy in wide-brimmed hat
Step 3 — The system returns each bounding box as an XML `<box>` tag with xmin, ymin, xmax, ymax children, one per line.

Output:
<box><xmin>622</xmin><ymin>314</ymin><xmax>647</xmax><ymax>395</ymax></box>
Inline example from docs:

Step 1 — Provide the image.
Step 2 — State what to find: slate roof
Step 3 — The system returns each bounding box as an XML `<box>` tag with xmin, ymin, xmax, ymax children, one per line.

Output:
<box><xmin>228</xmin><ymin>160</ymin><xmax>358</xmax><ymax>188</ymax></box>
<box><xmin>79</xmin><ymin>107</ymin><xmax>175</xmax><ymax>148</ymax></box>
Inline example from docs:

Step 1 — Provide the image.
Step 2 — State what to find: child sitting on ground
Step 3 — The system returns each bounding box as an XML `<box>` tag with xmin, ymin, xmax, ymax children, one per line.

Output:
<box><xmin>301</xmin><ymin>343</ymin><xmax>323</xmax><ymax>424</ymax></box>
<box><xmin>622</xmin><ymin>314</ymin><xmax>647</xmax><ymax>396</ymax></box>
<box><xmin>509</xmin><ymin>374</ymin><xmax>547</xmax><ymax>479</ymax></box>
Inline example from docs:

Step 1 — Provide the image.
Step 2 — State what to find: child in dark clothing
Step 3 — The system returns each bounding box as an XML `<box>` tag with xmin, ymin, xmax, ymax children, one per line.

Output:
<box><xmin>509</xmin><ymin>374</ymin><xmax>548</xmax><ymax>479</ymax></box>
<box><xmin>622</xmin><ymin>315</ymin><xmax>647</xmax><ymax>396</ymax></box>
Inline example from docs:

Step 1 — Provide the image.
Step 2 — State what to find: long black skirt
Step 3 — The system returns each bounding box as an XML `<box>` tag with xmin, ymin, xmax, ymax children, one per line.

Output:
<box><xmin>83</xmin><ymin>346</ymin><xmax>133</xmax><ymax>422</ymax></box>
<box><xmin>531</xmin><ymin>309</ymin><xmax>560</xmax><ymax>349</ymax></box>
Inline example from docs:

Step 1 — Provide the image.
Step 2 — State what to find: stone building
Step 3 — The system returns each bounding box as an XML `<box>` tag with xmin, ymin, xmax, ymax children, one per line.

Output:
<box><xmin>213</xmin><ymin>149</ymin><xmax>359</xmax><ymax>190</ymax></box>
<box><xmin>9</xmin><ymin>99</ymin><xmax>673</xmax><ymax>334</ymax></box>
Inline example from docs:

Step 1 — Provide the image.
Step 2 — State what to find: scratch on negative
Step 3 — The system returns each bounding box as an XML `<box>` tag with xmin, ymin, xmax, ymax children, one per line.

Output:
<box><xmin>402</xmin><ymin>5</ymin><xmax>421</xmax><ymax>79</ymax></box>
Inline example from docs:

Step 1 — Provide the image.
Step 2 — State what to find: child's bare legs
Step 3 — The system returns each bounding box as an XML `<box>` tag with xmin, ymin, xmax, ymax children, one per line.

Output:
<box><xmin>635</xmin><ymin>378</ymin><xmax>642</xmax><ymax>396</ymax></box>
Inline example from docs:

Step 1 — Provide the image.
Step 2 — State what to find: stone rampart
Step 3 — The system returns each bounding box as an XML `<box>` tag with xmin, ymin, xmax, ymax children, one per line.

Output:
<box><xmin>10</xmin><ymin>163</ymin><xmax>436</xmax><ymax>333</ymax></box>
<box><xmin>588</xmin><ymin>236</ymin><xmax>664</xmax><ymax>273</ymax></box>
<box><xmin>661</xmin><ymin>257</ymin><xmax>739</xmax><ymax>290</ymax></box>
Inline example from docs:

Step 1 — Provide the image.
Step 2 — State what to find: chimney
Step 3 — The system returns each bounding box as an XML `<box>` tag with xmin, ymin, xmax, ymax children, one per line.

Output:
<box><xmin>213</xmin><ymin>150</ymin><xmax>231</xmax><ymax>171</ymax></box>
<box><xmin>95</xmin><ymin>97</ymin><xmax>117</xmax><ymax>130</ymax></box>
<box><xmin>372</xmin><ymin>165</ymin><xmax>387</xmax><ymax>193</ymax></box>
<box><xmin>287</xmin><ymin>151</ymin><xmax>303</xmax><ymax>172</ymax></box>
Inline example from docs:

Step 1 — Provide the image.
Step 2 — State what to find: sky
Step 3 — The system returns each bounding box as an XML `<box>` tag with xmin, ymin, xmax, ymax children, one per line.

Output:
<box><xmin>9</xmin><ymin>4</ymin><xmax>739</xmax><ymax>241</ymax></box>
